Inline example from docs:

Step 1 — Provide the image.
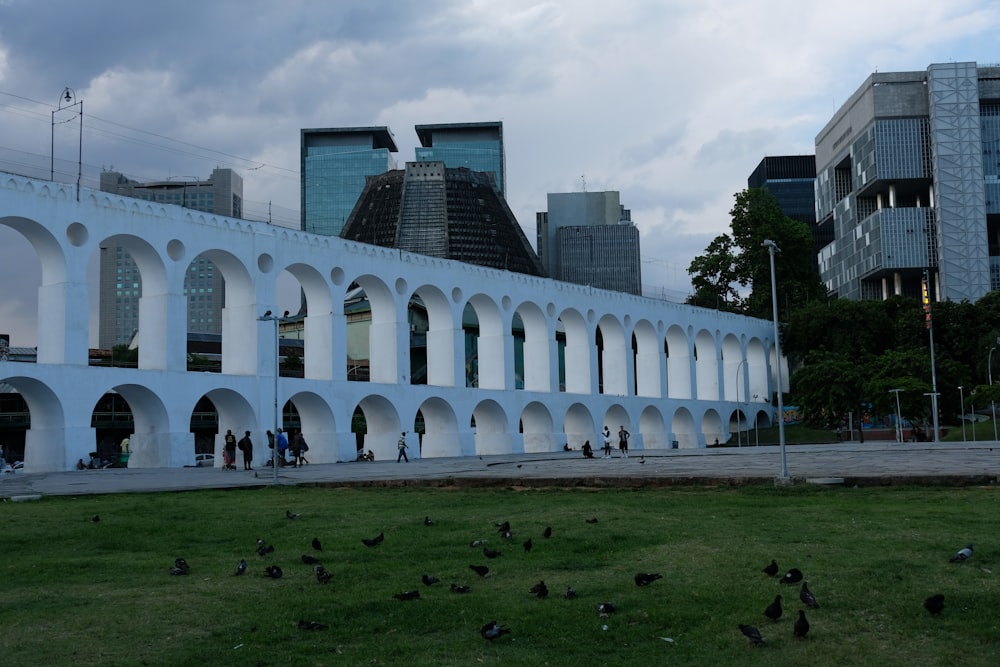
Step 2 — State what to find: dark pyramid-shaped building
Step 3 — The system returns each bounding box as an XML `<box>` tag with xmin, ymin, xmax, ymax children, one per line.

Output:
<box><xmin>340</xmin><ymin>161</ymin><xmax>546</xmax><ymax>277</ymax></box>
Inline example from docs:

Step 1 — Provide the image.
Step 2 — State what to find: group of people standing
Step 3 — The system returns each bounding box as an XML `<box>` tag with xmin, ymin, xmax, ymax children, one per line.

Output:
<box><xmin>222</xmin><ymin>428</ymin><xmax>310</xmax><ymax>471</ymax></box>
<box><xmin>580</xmin><ymin>425</ymin><xmax>632</xmax><ymax>459</ymax></box>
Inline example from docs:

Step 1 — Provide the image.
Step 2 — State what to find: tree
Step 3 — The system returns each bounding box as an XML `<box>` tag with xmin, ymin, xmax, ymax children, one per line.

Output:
<box><xmin>789</xmin><ymin>351</ymin><xmax>863</xmax><ymax>427</ymax></box>
<box><xmin>686</xmin><ymin>234</ymin><xmax>742</xmax><ymax>312</ymax></box>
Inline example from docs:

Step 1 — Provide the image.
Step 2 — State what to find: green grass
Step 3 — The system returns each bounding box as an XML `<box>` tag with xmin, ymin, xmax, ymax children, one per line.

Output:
<box><xmin>2</xmin><ymin>485</ymin><xmax>998</xmax><ymax>666</ymax></box>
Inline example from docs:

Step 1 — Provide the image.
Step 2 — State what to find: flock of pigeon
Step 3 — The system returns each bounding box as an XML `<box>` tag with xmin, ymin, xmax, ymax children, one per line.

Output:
<box><xmin>162</xmin><ymin>507</ymin><xmax>975</xmax><ymax>649</ymax></box>
<box><xmin>739</xmin><ymin>543</ymin><xmax>974</xmax><ymax>647</ymax></box>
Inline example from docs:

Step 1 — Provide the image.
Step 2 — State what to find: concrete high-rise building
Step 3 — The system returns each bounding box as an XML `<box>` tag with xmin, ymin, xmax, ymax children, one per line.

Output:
<box><xmin>815</xmin><ymin>61</ymin><xmax>1000</xmax><ymax>302</ymax></box>
<box><xmin>748</xmin><ymin>155</ymin><xmax>829</xmax><ymax>254</ymax></box>
<box><xmin>300</xmin><ymin>127</ymin><xmax>398</xmax><ymax>236</ymax></box>
<box><xmin>414</xmin><ymin>122</ymin><xmax>505</xmax><ymax>198</ymax></box>
<box><xmin>535</xmin><ymin>191</ymin><xmax>642</xmax><ymax>295</ymax></box>
<box><xmin>98</xmin><ymin>168</ymin><xmax>243</xmax><ymax>348</ymax></box>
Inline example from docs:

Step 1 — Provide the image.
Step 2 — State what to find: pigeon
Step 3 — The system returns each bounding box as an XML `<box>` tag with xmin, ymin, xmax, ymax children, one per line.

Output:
<box><xmin>301</xmin><ymin>554</ymin><xmax>321</xmax><ymax>565</ymax></box>
<box><xmin>469</xmin><ymin>564</ymin><xmax>490</xmax><ymax>577</ymax></box>
<box><xmin>298</xmin><ymin>620</ymin><xmax>328</xmax><ymax>631</ymax></box>
<box><xmin>470</xmin><ymin>539</ymin><xmax>488</xmax><ymax>548</ymax></box>
<box><xmin>739</xmin><ymin>624</ymin><xmax>765</xmax><ymax>647</ymax></box>
<box><xmin>542</xmin><ymin>526</ymin><xmax>552</xmax><ymax>539</ymax></box>
<box><xmin>169</xmin><ymin>565</ymin><xmax>189</xmax><ymax>576</ymax></box>
<box><xmin>257</xmin><ymin>543</ymin><xmax>275</xmax><ymax>557</ymax></box>
<box><xmin>265</xmin><ymin>565</ymin><xmax>283</xmax><ymax>579</ymax></box>
<box><xmin>496</xmin><ymin>520</ymin><xmax>511</xmax><ymax>533</ymax></box>
<box><xmin>311</xmin><ymin>537</ymin><xmax>322</xmax><ymax>551</ymax></box>
<box><xmin>483</xmin><ymin>547</ymin><xmax>502</xmax><ymax>559</ymax></box>
<box><xmin>598</xmin><ymin>602</ymin><xmax>616</xmax><ymax>616</ymax></box>
<box><xmin>800</xmin><ymin>582</ymin><xmax>819</xmax><ymax>609</ymax></box>
<box><xmin>523</xmin><ymin>538</ymin><xmax>533</xmax><ymax>552</ymax></box>
<box><xmin>315</xmin><ymin>566</ymin><xmax>332</xmax><ymax>584</ymax></box>
<box><xmin>422</xmin><ymin>574</ymin><xmax>440</xmax><ymax>586</ymax></box>
<box><xmin>924</xmin><ymin>594</ymin><xmax>945</xmax><ymax>616</ymax></box>
<box><xmin>286</xmin><ymin>510</ymin><xmax>300</xmax><ymax>520</ymax></box>
<box><xmin>500</xmin><ymin>530</ymin><xmax>513</xmax><ymax>541</ymax></box>
<box><xmin>779</xmin><ymin>568</ymin><xmax>803</xmax><ymax>584</ymax></box>
<box><xmin>793</xmin><ymin>610</ymin><xmax>810</xmax><ymax>638</ymax></box>
<box><xmin>635</xmin><ymin>572</ymin><xmax>663</xmax><ymax>587</ymax></box>
<box><xmin>424</xmin><ymin>516</ymin><xmax>434</xmax><ymax>526</ymax></box>
<box><xmin>950</xmin><ymin>544</ymin><xmax>973</xmax><ymax>563</ymax></box>
<box><xmin>393</xmin><ymin>590</ymin><xmax>421</xmax><ymax>601</ymax></box>
<box><xmin>530</xmin><ymin>580</ymin><xmax>549</xmax><ymax>598</ymax></box>
<box><xmin>762</xmin><ymin>559</ymin><xmax>779</xmax><ymax>577</ymax></box>
<box><xmin>91</xmin><ymin>515</ymin><xmax>100</xmax><ymax>523</ymax></box>
<box><xmin>764</xmin><ymin>594</ymin><xmax>783</xmax><ymax>622</ymax></box>
<box><xmin>362</xmin><ymin>532</ymin><xmax>385</xmax><ymax>547</ymax></box>
<box><xmin>564</xmin><ymin>586</ymin><xmax>578</xmax><ymax>600</ymax></box>
<box><xmin>480</xmin><ymin>620</ymin><xmax>511</xmax><ymax>641</ymax></box>
<box><xmin>639</xmin><ymin>455</ymin><xmax>646</xmax><ymax>464</ymax></box>
<box><xmin>586</xmin><ymin>517</ymin><xmax>599</xmax><ymax>524</ymax></box>
<box><xmin>450</xmin><ymin>583</ymin><xmax>471</xmax><ymax>594</ymax></box>
<box><xmin>235</xmin><ymin>559</ymin><xmax>247</xmax><ymax>576</ymax></box>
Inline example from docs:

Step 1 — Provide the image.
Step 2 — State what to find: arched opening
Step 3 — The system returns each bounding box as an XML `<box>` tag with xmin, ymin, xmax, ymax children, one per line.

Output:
<box><xmin>639</xmin><ymin>405</ymin><xmax>667</xmax><ymax>450</ymax></box>
<box><xmin>633</xmin><ymin>320</ymin><xmax>660</xmax><ymax>398</ymax></box>
<box><xmin>565</xmin><ymin>402</ymin><xmax>597</xmax><ymax>450</ymax></box>
<box><xmin>671</xmin><ymin>407</ymin><xmax>697</xmax><ymax>448</ymax></box>
<box><xmin>417</xmin><ymin>397</ymin><xmax>461</xmax><ymax>458</ymax></box>
<box><xmin>471</xmin><ymin>399</ymin><xmax>509</xmax><ymax>455</ymax></box>
<box><xmin>694</xmin><ymin>329</ymin><xmax>719</xmax><ymax>401</ymax></box>
<box><xmin>665</xmin><ymin>325</ymin><xmax>691</xmax><ymax>400</ymax></box>
<box><xmin>352</xmin><ymin>395</ymin><xmax>403</xmax><ymax>460</ymax></box>
<box><xmin>466</xmin><ymin>294</ymin><xmax>504</xmax><ymax>390</ymax></box>
<box><xmin>520</xmin><ymin>401</ymin><xmax>555</xmax><ymax>452</ymax></box>
<box><xmin>559</xmin><ymin>309</ymin><xmax>591</xmax><ymax>394</ymax></box>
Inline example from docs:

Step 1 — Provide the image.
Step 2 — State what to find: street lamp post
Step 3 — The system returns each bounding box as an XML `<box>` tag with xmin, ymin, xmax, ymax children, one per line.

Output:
<box><xmin>889</xmin><ymin>388</ymin><xmax>904</xmax><ymax>443</ymax></box>
<box><xmin>958</xmin><ymin>385</ymin><xmax>966</xmax><ymax>442</ymax></box>
<box><xmin>50</xmin><ymin>87</ymin><xmax>83</xmax><ymax>200</ymax></box>
<box><xmin>762</xmin><ymin>240</ymin><xmax>788</xmax><ymax>479</ymax></box>
<box><xmin>257</xmin><ymin>310</ymin><xmax>286</xmax><ymax>486</ymax></box>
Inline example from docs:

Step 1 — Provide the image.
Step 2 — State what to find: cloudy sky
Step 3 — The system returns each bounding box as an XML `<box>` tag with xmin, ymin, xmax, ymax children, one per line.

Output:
<box><xmin>1</xmin><ymin>0</ymin><xmax>998</xmax><ymax>346</ymax></box>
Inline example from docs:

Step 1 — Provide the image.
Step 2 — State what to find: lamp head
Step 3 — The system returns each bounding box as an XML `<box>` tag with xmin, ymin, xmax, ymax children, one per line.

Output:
<box><xmin>63</xmin><ymin>88</ymin><xmax>73</xmax><ymax>102</ymax></box>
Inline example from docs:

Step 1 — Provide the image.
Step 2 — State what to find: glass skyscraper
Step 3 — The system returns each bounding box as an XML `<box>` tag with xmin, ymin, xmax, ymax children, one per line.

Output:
<box><xmin>414</xmin><ymin>122</ymin><xmax>505</xmax><ymax>198</ymax></box>
<box><xmin>300</xmin><ymin>127</ymin><xmax>398</xmax><ymax>236</ymax></box>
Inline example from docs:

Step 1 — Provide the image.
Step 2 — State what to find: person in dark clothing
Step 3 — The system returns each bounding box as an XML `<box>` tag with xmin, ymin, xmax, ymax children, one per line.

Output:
<box><xmin>238</xmin><ymin>430</ymin><xmax>253</xmax><ymax>470</ymax></box>
<box><xmin>223</xmin><ymin>429</ymin><xmax>238</xmax><ymax>470</ymax></box>
<box><xmin>618</xmin><ymin>425</ymin><xmax>630</xmax><ymax>458</ymax></box>
<box><xmin>582</xmin><ymin>441</ymin><xmax>595</xmax><ymax>459</ymax></box>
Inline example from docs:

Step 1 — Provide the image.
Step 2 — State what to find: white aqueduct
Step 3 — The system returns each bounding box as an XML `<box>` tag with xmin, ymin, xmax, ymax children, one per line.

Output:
<box><xmin>0</xmin><ymin>173</ymin><xmax>784</xmax><ymax>472</ymax></box>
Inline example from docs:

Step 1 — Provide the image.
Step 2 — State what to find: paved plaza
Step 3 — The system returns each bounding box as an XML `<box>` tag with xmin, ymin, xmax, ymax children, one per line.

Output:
<box><xmin>2</xmin><ymin>440</ymin><xmax>999</xmax><ymax>500</ymax></box>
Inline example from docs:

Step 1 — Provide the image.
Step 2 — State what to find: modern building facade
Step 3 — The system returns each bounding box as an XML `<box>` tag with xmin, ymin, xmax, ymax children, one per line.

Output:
<box><xmin>98</xmin><ymin>168</ymin><xmax>243</xmax><ymax>348</ymax></box>
<box><xmin>415</xmin><ymin>122</ymin><xmax>506</xmax><ymax>198</ymax></box>
<box><xmin>748</xmin><ymin>155</ymin><xmax>828</xmax><ymax>254</ymax></box>
<box><xmin>300</xmin><ymin>127</ymin><xmax>398</xmax><ymax>237</ymax></box>
<box><xmin>814</xmin><ymin>61</ymin><xmax>1000</xmax><ymax>302</ymax></box>
<box><xmin>536</xmin><ymin>191</ymin><xmax>642</xmax><ymax>295</ymax></box>
<box><xmin>341</xmin><ymin>161</ymin><xmax>544</xmax><ymax>276</ymax></box>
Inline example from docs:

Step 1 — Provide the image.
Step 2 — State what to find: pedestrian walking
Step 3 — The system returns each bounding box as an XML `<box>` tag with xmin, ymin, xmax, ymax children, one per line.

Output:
<box><xmin>295</xmin><ymin>431</ymin><xmax>310</xmax><ymax>465</ymax></box>
<box><xmin>397</xmin><ymin>431</ymin><xmax>409</xmax><ymax>462</ymax></box>
<box><xmin>602</xmin><ymin>426</ymin><xmax>613</xmax><ymax>458</ymax></box>
<box><xmin>276</xmin><ymin>429</ymin><xmax>289</xmax><ymax>467</ymax></box>
<box><xmin>618</xmin><ymin>425</ymin><xmax>630</xmax><ymax>458</ymax></box>
<box><xmin>238</xmin><ymin>430</ymin><xmax>253</xmax><ymax>470</ymax></box>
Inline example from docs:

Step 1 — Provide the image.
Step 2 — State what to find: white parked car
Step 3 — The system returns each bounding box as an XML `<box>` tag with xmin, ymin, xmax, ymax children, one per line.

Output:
<box><xmin>195</xmin><ymin>453</ymin><xmax>215</xmax><ymax>467</ymax></box>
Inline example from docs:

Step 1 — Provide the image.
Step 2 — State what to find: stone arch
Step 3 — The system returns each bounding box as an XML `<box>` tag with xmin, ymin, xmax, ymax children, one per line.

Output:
<box><xmin>514</xmin><ymin>301</ymin><xmax>551</xmax><ymax>392</ymax></box>
<box><xmin>721</xmin><ymin>333</ymin><xmax>743</xmax><ymax>402</ymax></box>
<box><xmin>286</xmin><ymin>390</ymin><xmax>338</xmax><ymax>462</ymax></box>
<box><xmin>559</xmin><ymin>308</ymin><xmax>591</xmax><ymax>394</ymax></box>
<box><xmin>639</xmin><ymin>405</ymin><xmax>667</xmax><ymax>449</ymax></box>
<box><xmin>197</xmin><ymin>388</ymin><xmax>257</xmax><ymax>468</ymax></box>
<box><xmin>671</xmin><ymin>406</ymin><xmax>697</xmax><ymax>448</ymax></box>
<box><xmin>2</xmin><ymin>375</ymin><xmax>69</xmax><ymax>472</ymax></box>
<box><xmin>471</xmin><ymin>398</ymin><xmax>510</xmax><ymax>455</ymax></box>
<box><xmin>665</xmin><ymin>325</ymin><xmax>692</xmax><ymax>400</ymax></box>
<box><xmin>282</xmin><ymin>262</ymin><xmax>335</xmax><ymax>380</ymax></box>
<box><xmin>411</xmin><ymin>284</ymin><xmax>458</xmax><ymax>388</ymax></box>
<box><xmin>195</xmin><ymin>248</ymin><xmax>256</xmax><ymax>376</ymax></box>
<box><xmin>633</xmin><ymin>319</ymin><xmax>661</xmax><ymax>398</ymax></box>
<box><xmin>354</xmin><ymin>275</ymin><xmax>398</xmax><ymax>384</ymax></box>
<box><xmin>466</xmin><ymin>294</ymin><xmax>505</xmax><ymax>390</ymax></box>
<box><xmin>520</xmin><ymin>400</ymin><xmax>555</xmax><ymax>452</ymax></box>
<box><xmin>417</xmin><ymin>396</ymin><xmax>461</xmax><ymax>458</ymax></box>
<box><xmin>355</xmin><ymin>393</ymin><xmax>403</xmax><ymax>460</ymax></box>
<box><xmin>597</xmin><ymin>314</ymin><xmax>628</xmax><ymax>396</ymax></box>
<box><xmin>747</xmin><ymin>337</ymin><xmax>769</xmax><ymax>404</ymax></box>
<box><xmin>701</xmin><ymin>408</ymin><xmax>725</xmax><ymax>448</ymax></box>
<box><xmin>565</xmin><ymin>402</ymin><xmax>597</xmax><ymax>449</ymax></box>
<box><xmin>694</xmin><ymin>329</ymin><xmax>719</xmax><ymax>401</ymax></box>
<box><xmin>102</xmin><ymin>383</ymin><xmax>177</xmax><ymax>468</ymax></box>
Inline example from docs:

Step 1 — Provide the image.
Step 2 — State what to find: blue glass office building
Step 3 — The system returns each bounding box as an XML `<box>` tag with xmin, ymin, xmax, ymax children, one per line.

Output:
<box><xmin>414</xmin><ymin>122</ymin><xmax>505</xmax><ymax>198</ymax></box>
<box><xmin>815</xmin><ymin>62</ymin><xmax>1000</xmax><ymax>302</ymax></box>
<box><xmin>301</xmin><ymin>127</ymin><xmax>398</xmax><ymax>236</ymax></box>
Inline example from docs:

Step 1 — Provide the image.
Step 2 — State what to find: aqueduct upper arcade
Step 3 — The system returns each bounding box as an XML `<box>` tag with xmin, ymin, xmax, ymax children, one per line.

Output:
<box><xmin>0</xmin><ymin>173</ymin><xmax>783</xmax><ymax>472</ymax></box>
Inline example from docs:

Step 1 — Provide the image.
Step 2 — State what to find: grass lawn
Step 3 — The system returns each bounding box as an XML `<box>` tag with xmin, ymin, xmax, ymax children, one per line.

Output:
<box><xmin>2</xmin><ymin>484</ymin><xmax>997</xmax><ymax>666</ymax></box>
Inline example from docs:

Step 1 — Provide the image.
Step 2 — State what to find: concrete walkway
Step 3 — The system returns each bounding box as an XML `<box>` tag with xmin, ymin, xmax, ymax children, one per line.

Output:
<box><xmin>2</xmin><ymin>440</ymin><xmax>999</xmax><ymax>499</ymax></box>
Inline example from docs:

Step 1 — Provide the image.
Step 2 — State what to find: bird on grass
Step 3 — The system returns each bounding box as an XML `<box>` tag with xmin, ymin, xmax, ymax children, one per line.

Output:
<box><xmin>311</xmin><ymin>537</ymin><xmax>322</xmax><ymax>551</ymax></box>
<box><xmin>496</xmin><ymin>520</ymin><xmax>511</xmax><ymax>533</ymax></box>
<box><xmin>91</xmin><ymin>515</ymin><xmax>100</xmax><ymax>523</ymax></box>
<box><xmin>298</xmin><ymin>620</ymin><xmax>328</xmax><ymax>631</ymax></box>
<box><xmin>315</xmin><ymin>566</ymin><xmax>332</xmax><ymax>584</ymax></box>
<box><xmin>924</xmin><ymin>594</ymin><xmax>945</xmax><ymax>616</ymax></box>
<box><xmin>530</xmin><ymin>580</ymin><xmax>549</xmax><ymax>598</ymax></box>
<box><xmin>598</xmin><ymin>602</ymin><xmax>616</xmax><ymax>617</ymax></box>
<box><xmin>422</xmin><ymin>574</ymin><xmax>440</xmax><ymax>586</ymax></box>
<box><xmin>424</xmin><ymin>516</ymin><xmax>434</xmax><ymax>526</ymax></box>
<box><xmin>483</xmin><ymin>547</ymin><xmax>502</xmax><ymax>559</ymax></box>
<box><xmin>764</xmin><ymin>594</ymin><xmax>783</xmax><ymax>622</ymax></box>
<box><xmin>542</xmin><ymin>526</ymin><xmax>552</xmax><ymax>539</ymax></box>
<box><xmin>586</xmin><ymin>517</ymin><xmax>599</xmax><ymax>524</ymax></box>
<box><xmin>480</xmin><ymin>621</ymin><xmax>511</xmax><ymax>641</ymax></box>
<box><xmin>800</xmin><ymin>582</ymin><xmax>820</xmax><ymax>609</ymax></box>
<box><xmin>234</xmin><ymin>559</ymin><xmax>247</xmax><ymax>576</ymax></box>
<box><xmin>950</xmin><ymin>544</ymin><xmax>973</xmax><ymax>563</ymax></box>
<box><xmin>264</xmin><ymin>565</ymin><xmax>283</xmax><ymax>579</ymax></box>
<box><xmin>500</xmin><ymin>530</ymin><xmax>513</xmax><ymax>541</ymax></box>
<box><xmin>450</xmin><ymin>583</ymin><xmax>471</xmax><ymax>594</ymax></box>
<box><xmin>286</xmin><ymin>510</ymin><xmax>300</xmax><ymax>520</ymax></box>
<box><xmin>470</xmin><ymin>539</ymin><xmax>488</xmax><ymax>548</ymax></box>
<box><xmin>523</xmin><ymin>538</ymin><xmax>533</xmax><ymax>552</ymax></box>
<box><xmin>169</xmin><ymin>564</ymin><xmax>189</xmax><ymax>576</ymax></box>
<box><xmin>762</xmin><ymin>559</ymin><xmax>779</xmax><ymax>577</ymax></box>
<box><xmin>362</xmin><ymin>531</ymin><xmax>385</xmax><ymax>547</ymax></box>
<box><xmin>635</xmin><ymin>572</ymin><xmax>662</xmax><ymax>587</ymax></box>
<box><xmin>793</xmin><ymin>610</ymin><xmax>810</xmax><ymax>638</ymax></box>
<box><xmin>257</xmin><ymin>543</ymin><xmax>275</xmax><ymax>557</ymax></box>
<box><xmin>779</xmin><ymin>568</ymin><xmax>803</xmax><ymax>584</ymax></box>
<box><xmin>301</xmin><ymin>554</ymin><xmax>321</xmax><ymax>565</ymax></box>
<box><xmin>469</xmin><ymin>564</ymin><xmax>490</xmax><ymax>577</ymax></box>
<box><xmin>393</xmin><ymin>590</ymin><xmax>420</xmax><ymax>601</ymax></box>
<box><xmin>739</xmin><ymin>624</ymin><xmax>764</xmax><ymax>647</ymax></box>
<box><xmin>564</xmin><ymin>586</ymin><xmax>578</xmax><ymax>600</ymax></box>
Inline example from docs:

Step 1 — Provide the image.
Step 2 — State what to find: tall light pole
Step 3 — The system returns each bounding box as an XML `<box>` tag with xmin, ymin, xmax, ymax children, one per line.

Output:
<box><xmin>763</xmin><ymin>240</ymin><xmax>788</xmax><ymax>479</ymax></box>
<box><xmin>257</xmin><ymin>310</ymin><xmax>285</xmax><ymax>485</ymax></box>
<box><xmin>50</xmin><ymin>87</ymin><xmax>83</xmax><ymax>200</ymax></box>
<box><xmin>889</xmin><ymin>388</ymin><xmax>904</xmax><ymax>442</ymax></box>
<box><xmin>958</xmin><ymin>385</ymin><xmax>966</xmax><ymax>442</ymax></box>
